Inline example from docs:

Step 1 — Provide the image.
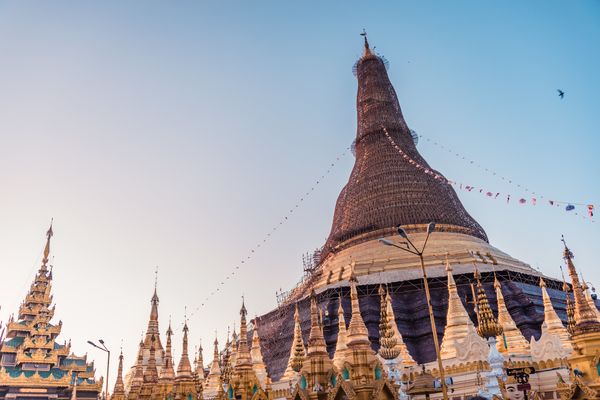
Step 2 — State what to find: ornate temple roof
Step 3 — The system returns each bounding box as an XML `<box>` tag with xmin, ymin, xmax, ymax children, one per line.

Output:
<box><xmin>321</xmin><ymin>36</ymin><xmax>486</xmax><ymax>259</ymax></box>
<box><xmin>0</xmin><ymin>225</ymin><xmax>101</xmax><ymax>396</ymax></box>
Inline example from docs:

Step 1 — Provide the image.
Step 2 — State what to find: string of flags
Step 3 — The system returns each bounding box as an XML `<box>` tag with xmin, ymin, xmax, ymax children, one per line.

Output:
<box><xmin>186</xmin><ymin>146</ymin><xmax>352</xmax><ymax>322</ymax></box>
<box><xmin>417</xmin><ymin>133</ymin><xmax>595</xmax><ymax>212</ymax></box>
<box><xmin>382</xmin><ymin>127</ymin><xmax>595</xmax><ymax>222</ymax></box>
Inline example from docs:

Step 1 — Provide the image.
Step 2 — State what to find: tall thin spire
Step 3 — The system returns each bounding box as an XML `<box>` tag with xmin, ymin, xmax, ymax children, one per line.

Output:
<box><xmin>235</xmin><ymin>297</ymin><xmax>252</xmax><ymax>366</ymax></box>
<box><xmin>250</xmin><ymin>319</ymin><xmax>268</xmax><ymax>388</ymax></box>
<box><xmin>160</xmin><ymin>321</ymin><xmax>175</xmax><ymax>382</ymax></box>
<box><xmin>42</xmin><ymin>220</ymin><xmax>53</xmax><ymax>269</ymax></box>
<box><xmin>195</xmin><ymin>340</ymin><xmax>204</xmax><ymax>380</ymax></box>
<box><xmin>333</xmin><ymin>297</ymin><xmax>348</xmax><ymax>370</ymax></box>
<box><xmin>176</xmin><ymin>320</ymin><xmax>193</xmax><ymax>378</ymax></box>
<box><xmin>307</xmin><ymin>291</ymin><xmax>328</xmax><ymax>356</ymax></box>
<box><xmin>112</xmin><ymin>349</ymin><xmax>125</xmax><ymax>396</ymax></box>
<box><xmin>346</xmin><ymin>272</ymin><xmax>370</xmax><ymax>348</ymax></box>
<box><xmin>562</xmin><ymin>237</ymin><xmax>600</xmax><ymax>334</ymax></box>
<box><xmin>144</xmin><ymin>274</ymin><xmax>163</xmax><ymax>352</ymax></box>
<box><xmin>560</xmin><ymin>267</ymin><xmax>576</xmax><ymax>335</ymax></box>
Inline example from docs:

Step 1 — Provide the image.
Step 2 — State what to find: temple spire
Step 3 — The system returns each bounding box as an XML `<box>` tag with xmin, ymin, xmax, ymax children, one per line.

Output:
<box><xmin>284</xmin><ymin>304</ymin><xmax>305</xmax><ymax>378</ymax></box>
<box><xmin>360</xmin><ymin>29</ymin><xmax>372</xmax><ymax>58</ymax></box>
<box><xmin>112</xmin><ymin>349</ymin><xmax>125</xmax><ymax>396</ymax></box>
<box><xmin>378</xmin><ymin>285</ymin><xmax>400</xmax><ymax>360</ymax></box>
<box><xmin>440</xmin><ymin>258</ymin><xmax>478</xmax><ymax>359</ymax></box>
<box><xmin>539</xmin><ymin>278</ymin><xmax>572</xmax><ymax>349</ymax></box>
<box><xmin>144</xmin><ymin>276</ymin><xmax>163</xmax><ymax>352</ymax></box>
<box><xmin>321</xmin><ymin>36</ymin><xmax>486</xmax><ymax>258</ymax></box>
<box><xmin>333</xmin><ymin>297</ymin><xmax>348</xmax><ymax>370</ymax></box>
<box><xmin>235</xmin><ymin>298</ymin><xmax>252</xmax><ymax>366</ymax></box>
<box><xmin>493</xmin><ymin>275</ymin><xmax>529</xmax><ymax>354</ymax></box>
<box><xmin>176</xmin><ymin>320</ymin><xmax>193</xmax><ymax>378</ymax></box>
<box><xmin>307</xmin><ymin>291</ymin><xmax>328</xmax><ymax>356</ymax></box>
<box><xmin>159</xmin><ymin>321</ymin><xmax>175</xmax><ymax>382</ymax></box>
<box><xmin>250</xmin><ymin>320</ymin><xmax>268</xmax><ymax>388</ymax></box>
<box><xmin>474</xmin><ymin>269</ymin><xmax>503</xmax><ymax>339</ymax></box>
<box><xmin>202</xmin><ymin>335</ymin><xmax>222</xmax><ymax>398</ymax></box>
<box><xmin>562</xmin><ymin>237</ymin><xmax>600</xmax><ymax>334</ymax></box>
<box><xmin>346</xmin><ymin>271</ymin><xmax>370</xmax><ymax>348</ymax></box>
<box><xmin>560</xmin><ymin>267</ymin><xmax>576</xmax><ymax>335</ymax></box>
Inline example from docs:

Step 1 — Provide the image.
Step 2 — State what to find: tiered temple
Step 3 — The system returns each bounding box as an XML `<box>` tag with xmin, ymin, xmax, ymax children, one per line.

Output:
<box><xmin>0</xmin><ymin>226</ymin><xmax>101</xmax><ymax>400</ymax></box>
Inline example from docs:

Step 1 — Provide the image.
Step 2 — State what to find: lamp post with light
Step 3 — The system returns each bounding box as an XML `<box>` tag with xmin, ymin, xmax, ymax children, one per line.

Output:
<box><xmin>88</xmin><ymin>339</ymin><xmax>110</xmax><ymax>400</ymax></box>
<box><xmin>380</xmin><ymin>222</ymin><xmax>449</xmax><ymax>400</ymax></box>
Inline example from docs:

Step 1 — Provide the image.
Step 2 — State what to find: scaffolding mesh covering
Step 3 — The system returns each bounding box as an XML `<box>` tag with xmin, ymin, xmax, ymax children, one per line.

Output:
<box><xmin>321</xmin><ymin>50</ymin><xmax>487</xmax><ymax>260</ymax></box>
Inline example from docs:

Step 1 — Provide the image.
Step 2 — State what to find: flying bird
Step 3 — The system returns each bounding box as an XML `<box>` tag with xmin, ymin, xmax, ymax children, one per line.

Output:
<box><xmin>557</xmin><ymin>89</ymin><xmax>565</xmax><ymax>99</ymax></box>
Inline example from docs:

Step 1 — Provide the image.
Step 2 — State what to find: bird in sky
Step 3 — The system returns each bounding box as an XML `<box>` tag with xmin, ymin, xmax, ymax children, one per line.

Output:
<box><xmin>557</xmin><ymin>89</ymin><xmax>565</xmax><ymax>99</ymax></box>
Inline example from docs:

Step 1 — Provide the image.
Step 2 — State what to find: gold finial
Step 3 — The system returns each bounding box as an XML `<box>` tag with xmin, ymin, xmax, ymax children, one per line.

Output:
<box><xmin>378</xmin><ymin>285</ymin><xmax>400</xmax><ymax>360</ymax></box>
<box><xmin>560</xmin><ymin>237</ymin><xmax>600</xmax><ymax>334</ymax></box>
<box><xmin>560</xmin><ymin>265</ymin><xmax>576</xmax><ymax>335</ymax></box>
<box><xmin>474</xmin><ymin>267</ymin><xmax>503</xmax><ymax>339</ymax></box>
<box><xmin>42</xmin><ymin>219</ymin><xmax>54</xmax><ymax>267</ymax></box>
<box><xmin>360</xmin><ymin>29</ymin><xmax>373</xmax><ymax>58</ymax></box>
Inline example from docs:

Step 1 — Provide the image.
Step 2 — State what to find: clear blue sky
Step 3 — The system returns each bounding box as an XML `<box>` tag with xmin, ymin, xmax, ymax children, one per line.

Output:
<box><xmin>0</xmin><ymin>0</ymin><xmax>598</xmax><ymax>388</ymax></box>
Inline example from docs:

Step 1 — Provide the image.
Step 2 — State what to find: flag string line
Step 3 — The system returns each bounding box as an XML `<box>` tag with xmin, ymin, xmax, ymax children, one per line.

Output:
<box><xmin>418</xmin><ymin>134</ymin><xmax>594</xmax><ymax>207</ymax></box>
<box><xmin>185</xmin><ymin>146</ymin><xmax>351</xmax><ymax>323</ymax></box>
<box><xmin>382</xmin><ymin>127</ymin><xmax>595</xmax><ymax>222</ymax></box>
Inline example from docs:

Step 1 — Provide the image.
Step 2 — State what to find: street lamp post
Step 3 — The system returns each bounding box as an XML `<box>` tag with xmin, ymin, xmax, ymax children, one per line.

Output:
<box><xmin>380</xmin><ymin>222</ymin><xmax>449</xmax><ymax>400</ymax></box>
<box><xmin>88</xmin><ymin>339</ymin><xmax>110</xmax><ymax>400</ymax></box>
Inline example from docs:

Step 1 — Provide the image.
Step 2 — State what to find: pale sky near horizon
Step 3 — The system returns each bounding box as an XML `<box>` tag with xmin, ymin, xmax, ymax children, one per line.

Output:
<box><xmin>0</xmin><ymin>0</ymin><xmax>599</xmax><ymax>389</ymax></box>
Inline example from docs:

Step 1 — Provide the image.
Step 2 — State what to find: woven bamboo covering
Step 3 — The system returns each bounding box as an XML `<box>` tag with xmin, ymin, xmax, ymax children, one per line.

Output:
<box><xmin>321</xmin><ymin>50</ymin><xmax>487</xmax><ymax>259</ymax></box>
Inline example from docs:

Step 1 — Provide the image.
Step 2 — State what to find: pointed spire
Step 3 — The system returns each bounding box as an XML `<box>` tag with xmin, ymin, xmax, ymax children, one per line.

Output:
<box><xmin>360</xmin><ymin>29</ymin><xmax>373</xmax><ymax>58</ymax></box>
<box><xmin>346</xmin><ymin>271</ymin><xmax>370</xmax><ymax>348</ymax></box>
<box><xmin>562</xmin><ymin>237</ymin><xmax>600</xmax><ymax>334</ymax></box>
<box><xmin>250</xmin><ymin>319</ymin><xmax>269</xmax><ymax>388</ymax></box>
<box><xmin>176</xmin><ymin>320</ymin><xmax>193</xmax><ymax>378</ymax></box>
<box><xmin>582</xmin><ymin>280</ymin><xmax>600</xmax><ymax>320</ymax></box>
<box><xmin>440</xmin><ymin>258</ymin><xmax>477</xmax><ymax>359</ymax></box>
<box><xmin>112</xmin><ymin>349</ymin><xmax>125</xmax><ymax>395</ymax></box>
<box><xmin>333</xmin><ymin>297</ymin><xmax>348</xmax><ymax>370</ymax></box>
<box><xmin>159</xmin><ymin>320</ymin><xmax>175</xmax><ymax>382</ymax></box>
<box><xmin>235</xmin><ymin>297</ymin><xmax>252</xmax><ymax>366</ymax></box>
<box><xmin>539</xmin><ymin>278</ymin><xmax>572</xmax><ymax>349</ymax></box>
<box><xmin>493</xmin><ymin>275</ymin><xmax>529</xmax><ymax>353</ymax></box>
<box><xmin>378</xmin><ymin>285</ymin><xmax>400</xmax><ymax>360</ymax></box>
<box><xmin>307</xmin><ymin>290</ymin><xmax>328</xmax><ymax>356</ymax></box>
<box><xmin>144</xmin><ymin>276</ymin><xmax>163</xmax><ymax>352</ymax></box>
<box><xmin>195</xmin><ymin>340</ymin><xmax>204</xmax><ymax>380</ymax></box>
<box><xmin>284</xmin><ymin>303</ymin><xmax>306</xmax><ymax>376</ymax></box>
<box><xmin>560</xmin><ymin>267</ymin><xmax>576</xmax><ymax>335</ymax></box>
<box><xmin>42</xmin><ymin>220</ymin><xmax>53</xmax><ymax>269</ymax></box>
<box><xmin>202</xmin><ymin>334</ymin><xmax>222</xmax><ymax>398</ymax></box>
<box><xmin>473</xmin><ymin>269</ymin><xmax>503</xmax><ymax>339</ymax></box>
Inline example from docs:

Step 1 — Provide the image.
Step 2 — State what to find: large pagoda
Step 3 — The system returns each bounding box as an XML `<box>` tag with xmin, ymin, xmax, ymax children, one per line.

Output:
<box><xmin>0</xmin><ymin>225</ymin><xmax>102</xmax><ymax>400</ymax></box>
<box><xmin>255</xmin><ymin>36</ymin><xmax>572</xmax><ymax>382</ymax></box>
